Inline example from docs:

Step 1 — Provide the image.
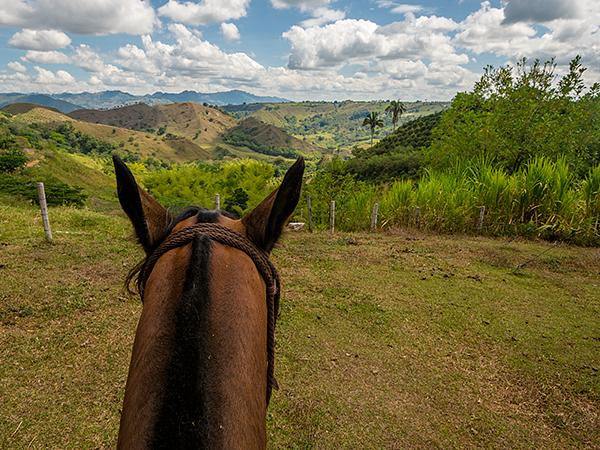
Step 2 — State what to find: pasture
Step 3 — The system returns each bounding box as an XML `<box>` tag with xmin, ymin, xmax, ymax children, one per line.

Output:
<box><xmin>0</xmin><ymin>203</ymin><xmax>599</xmax><ymax>448</ymax></box>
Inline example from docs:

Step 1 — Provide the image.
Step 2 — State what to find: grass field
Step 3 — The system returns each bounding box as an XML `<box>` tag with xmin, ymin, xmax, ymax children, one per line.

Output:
<box><xmin>1</xmin><ymin>204</ymin><xmax>599</xmax><ymax>448</ymax></box>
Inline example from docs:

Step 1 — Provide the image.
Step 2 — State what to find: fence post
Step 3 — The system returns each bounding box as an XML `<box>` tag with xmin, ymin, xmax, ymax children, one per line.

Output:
<box><xmin>414</xmin><ymin>206</ymin><xmax>421</xmax><ymax>228</ymax></box>
<box><xmin>306</xmin><ymin>195</ymin><xmax>313</xmax><ymax>233</ymax></box>
<box><xmin>370</xmin><ymin>202</ymin><xmax>379</xmax><ymax>232</ymax></box>
<box><xmin>215</xmin><ymin>193</ymin><xmax>220</xmax><ymax>210</ymax></box>
<box><xmin>329</xmin><ymin>200</ymin><xmax>336</xmax><ymax>234</ymax></box>
<box><xmin>478</xmin><ymin>206</ymin><xmax>485</xmax><ymax>233</ymax></box>
<box><xmin>37</xmin><ymin>182</ymin><xmax>53</xmax><ymax>242</ymax></box>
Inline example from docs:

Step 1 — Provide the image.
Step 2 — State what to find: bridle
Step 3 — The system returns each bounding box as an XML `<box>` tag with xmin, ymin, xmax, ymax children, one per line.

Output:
<box><xmin>137</xmin><ymin>222</ymin><xmax>281</xmax><ymax>403</ymax></box>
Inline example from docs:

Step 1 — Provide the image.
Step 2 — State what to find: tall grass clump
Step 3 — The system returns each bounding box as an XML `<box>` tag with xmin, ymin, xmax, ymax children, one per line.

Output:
<box><xmin>305</xmin><ymin>157</ymin><xmax>598</xmax><ymax>245</ymax></box>
<box><xmin>379</xmin><ymin>180</ymin><xmax>415</xmax><ymax>227</ymax></box>
<box><xmin>581</xmin><ymin>165</ymin><xmax>600</xmax><ymax>237</ymax></box>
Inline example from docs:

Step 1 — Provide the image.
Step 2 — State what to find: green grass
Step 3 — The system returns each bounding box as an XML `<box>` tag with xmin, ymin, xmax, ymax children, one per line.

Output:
<box><xmin>1</xmin><ymin>204</ymin><xmax>599</xmax><ymax>448</ymax></box>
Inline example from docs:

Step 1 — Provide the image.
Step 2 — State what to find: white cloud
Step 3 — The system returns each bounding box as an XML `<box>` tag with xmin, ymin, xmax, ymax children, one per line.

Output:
<box><xmin>221</xmin><ymin>22</ymin><xmax>240</xmax><ymax>41</ymax></box>
<box><xmin>376</xmin><ymin>2</ymin><xmax>425</xmax><ymax>15</ymax></box>
<box><xmin>271</xmin><ymin>0</ymin><xmax>342</xmax><ymax>27</ymax></box>
<box><xmin>22</xmin><ymin>50</ymin><xmax>70</xmax><ymax>64</ymax></box>
<box><xmin>73</xmin><ymin>45</ymin><xmax>106</xmax><ymax>72</ymax></box>
<box><xmin>455</xmin><ymin>2</ymin><xmax>538</xmax><ymax>56</ymax></box>
<box><xmin>7</xmin><ymin>61</ymin><xmax>28</xmax><ymax>73</ymax></box>
<box><xmin>503</xmin><ymin>0</ymin><xmax>581</xmax><ymax>24</ymax></box>
<box><xmin>0</xmin><ymin>0</ymin><xmax>157</xmax><ymax>35</ymax></box>
<box><xmin>158</xmin><ymin>0</ymin><xmax>250</xmax><ymax>25</ymax></box>
<box><xmin>455</xmin><ymin>1</ymin><xmax>600</xmax><ymax>69</ymax></box>
<box><xmin>34</xmin><ymin>66</ymin><xmax>75</xmax><ymax>85</ymax></box>
<box><xmin>284</xmin><ymin>17</ymin><xmax>465</xmax><ymax>70</ymax></box>
<box><xmin>8</xmin><ymin>29</ymin><xmax>70</xmax><ymax>51</ymax></box>
<box><xmin>300</xmin><ymin>7</ymin><xmax>345</xmax><ymax>28</ymax></box>
<box><xmin>271</xmin><ymin>0</ymin><xmax>333</xmax><ymax>11</ymax></box>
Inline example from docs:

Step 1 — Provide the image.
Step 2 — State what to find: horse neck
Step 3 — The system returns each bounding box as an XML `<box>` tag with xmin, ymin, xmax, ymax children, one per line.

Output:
<box><xmin>117</xmin><ymin>238</ymin><xmax>268</xmax><ymax>449</ymax></box>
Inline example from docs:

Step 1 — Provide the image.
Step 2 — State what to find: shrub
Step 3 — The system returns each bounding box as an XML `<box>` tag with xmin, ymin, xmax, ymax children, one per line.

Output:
<box><xmin>0</xmin><ymin>149</ymin><xmax>27</xmax><ymax>173</ymax></box>
<box><xmin>0</xmin><ymin>175</ymin><xmax>87</xmax><ymax>207</ymax></box>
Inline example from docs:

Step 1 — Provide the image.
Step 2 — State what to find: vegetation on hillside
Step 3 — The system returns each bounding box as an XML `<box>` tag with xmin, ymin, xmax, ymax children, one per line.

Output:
<box><xmin>223</xmin><ymin>117</ymin><xmax>325</xmax><ymax>159</ymax></box>
<box><xmin>143</xmin><ymin>159</ymin><xmax>278</xmax><ymax>217</ymax></box>
<box><xmin>345</xmin><ymin>112</ymin><xmax>443</xmax><ymax>181</ymax></box>
<box><xmin>429</xmin><ymin>56</ymin><xmax>600</xmax><ymax>176</ymax></box>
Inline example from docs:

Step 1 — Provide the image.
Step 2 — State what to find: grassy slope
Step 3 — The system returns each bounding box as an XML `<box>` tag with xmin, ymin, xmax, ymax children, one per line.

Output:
<box><xmin>11</xmin><ymin>108</ymin><xmax>212</xmax><ymax>162</ymax></box>
<box><xmin>23</xmin><ymin>148</ymin><xmax>116</xmax><ymax>209</ymax></box>
<box><xmin>224</xmin><ymin>117</ymin><xmax>326</xmax><ymax>156</ymax></box>
<box><xmin>0</xmin><ymin>204</ymin><xmax>598</xmax><ymax>448</ymax></box>
<box><xmin>69</xmin><ymin>102</ymin><xmax>237</xmax><ymax>144</ymax></box>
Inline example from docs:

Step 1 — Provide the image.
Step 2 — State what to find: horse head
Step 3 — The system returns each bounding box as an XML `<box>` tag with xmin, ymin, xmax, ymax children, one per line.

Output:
<box><xmin>113</xmin><ymin>155</ymin><xmax>304</xmax><ymax>449</ymax></box>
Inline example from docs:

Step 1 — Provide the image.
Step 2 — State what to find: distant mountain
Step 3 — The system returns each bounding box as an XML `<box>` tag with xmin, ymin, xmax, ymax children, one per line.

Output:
<box><xmin>147</xmin><ymin>90</ymin><xmax>287</xmax><ymax>106</ymax></box>
<box><xmin>0</xmin><ymin>93</ymin><xmax>81</xmax><ymax>113</ymax></box>
<box><xmin>51</xmin><ymin>89</ymin><xmax>288</xmax><ymax>109</ymax></box>
<box><xmin>54</xmin><ymin>90</ymin><xmax>139</xmax><ymax>110</ymax></box>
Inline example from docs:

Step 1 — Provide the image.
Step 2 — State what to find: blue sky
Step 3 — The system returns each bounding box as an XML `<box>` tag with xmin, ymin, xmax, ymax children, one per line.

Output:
<box><xmin>0</xmin><ymin>1</ymin><xmax>598</xmax><ymax>101</ymax></box>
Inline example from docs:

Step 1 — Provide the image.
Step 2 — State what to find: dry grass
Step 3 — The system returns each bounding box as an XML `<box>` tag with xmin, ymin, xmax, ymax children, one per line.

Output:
<box><xmin>0</xmin><ymin>204</ymin><xmax>599</xmax><ymax>448</ymax></box>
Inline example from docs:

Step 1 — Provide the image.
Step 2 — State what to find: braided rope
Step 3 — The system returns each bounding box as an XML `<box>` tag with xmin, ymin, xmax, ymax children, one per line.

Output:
<box><xmin>138</xmin><ymin>223</ymin><xmax>280</xmax><ymax>403</ymax></box>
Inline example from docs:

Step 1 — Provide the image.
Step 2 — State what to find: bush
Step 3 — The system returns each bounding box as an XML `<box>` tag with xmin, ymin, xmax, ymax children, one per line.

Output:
<box><xmin>0</xmin><ymin>175</ymin><xmax>87</xmax><ymax>207</ymax></box>
<box><xmin>0</xmin><ymin>149</ymin><xmax>27</xmax><ymax>173</ymax></box>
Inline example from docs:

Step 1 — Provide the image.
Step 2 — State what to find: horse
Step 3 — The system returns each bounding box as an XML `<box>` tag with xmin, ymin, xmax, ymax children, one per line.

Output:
<box><xmin>112</xmin><ymin>155</ymin><xmax>304</xmax><ymax>449</ymax></box>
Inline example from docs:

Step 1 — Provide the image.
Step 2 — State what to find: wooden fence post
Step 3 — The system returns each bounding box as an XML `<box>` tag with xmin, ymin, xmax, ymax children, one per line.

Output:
<box><xmin>329</xmin><ymin>200</ymin><xmax>336</xmax><ymax>234</ymax></box>
<box><xmin>306</xmin><ymin>194</ymin><xmax>313</xmax><ymax>233</ymax></box>
<box><xmin>414</xmin><ymin>206</ymin><xmax>421</xmax><ymax>228</ymax></box>
<box><xmin>478</xmin><ymin>206</ymin><xmax>486</xmax><ymax>233</ymax></box>
<box><xmin>215</xmin><ymin>193</ymin><xmax>220</xmax><ymax>210</ymax></box>
<box><xmin>370</xmin><ymin>202</ymin><xmax>379</xmax><ymax>232</ymax></box>
<box><xmin>37</xmin><ymin>182</ymin><xmax>52</xmax><ymax>242</ymax></box>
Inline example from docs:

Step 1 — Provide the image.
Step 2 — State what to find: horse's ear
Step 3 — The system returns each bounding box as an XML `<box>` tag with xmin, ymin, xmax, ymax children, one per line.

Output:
<box><xmin>113</xmin><ymin>155</ymin><xmax>172</xmax><ymax>254</ymax></box>
<box><xmin>243</xmin><ymin>157</ymin><xmax>305</xmax><ymax>253</ymax></box>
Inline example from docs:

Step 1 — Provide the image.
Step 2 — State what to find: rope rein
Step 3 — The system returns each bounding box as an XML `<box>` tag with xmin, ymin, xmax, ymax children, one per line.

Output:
<box><xmin>138</xmin><ymin>223</ymin><xmax>280</xmax><ymax>403</ymax></box>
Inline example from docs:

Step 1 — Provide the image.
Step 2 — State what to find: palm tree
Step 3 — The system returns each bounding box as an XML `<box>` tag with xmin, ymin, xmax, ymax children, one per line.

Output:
<box><xmin>385</xmin><ymin>100</ymin><xmax>405</xmax><ymax>132</ymax></box>
<box><xmin>362</xmin><ymin>111</ymin><xmax>384</xmax><ymax>147</ymax></box>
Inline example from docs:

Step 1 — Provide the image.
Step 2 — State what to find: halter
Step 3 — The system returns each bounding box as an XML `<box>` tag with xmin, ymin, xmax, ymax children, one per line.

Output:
<box><xmin>137</xmin><ymin>223</ymin><xmax>281</xmax><ymax>403</ymax></box>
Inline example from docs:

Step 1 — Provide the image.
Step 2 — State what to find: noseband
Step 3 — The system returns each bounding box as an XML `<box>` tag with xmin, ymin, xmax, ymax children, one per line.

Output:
<box><xmin>137</xmin><ymin>223</ymin><xmax>281</xmax><ymax>403</ymax></box>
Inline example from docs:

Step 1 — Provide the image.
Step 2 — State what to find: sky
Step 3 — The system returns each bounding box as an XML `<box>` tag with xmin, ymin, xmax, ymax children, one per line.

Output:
<box><xmin>0</xmin><ymin>0</ymin><xmax>599</xmax><ymax>101</ymax></box>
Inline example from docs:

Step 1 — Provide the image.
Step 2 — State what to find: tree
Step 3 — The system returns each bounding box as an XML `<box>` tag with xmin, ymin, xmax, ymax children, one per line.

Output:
<box><xmin>428</xmin><ymin>56</ymin><xmax>600</xmax><ymax>176</ymax></box>
<box><xmin>385</xmin><ymin>100</ymin><xmax>405</xmax><ymax>132</ymax></box>
<box><xmin>362</xmin><ymin>111</ymin><xmax>384</xmax><ymax>147</ymax></box>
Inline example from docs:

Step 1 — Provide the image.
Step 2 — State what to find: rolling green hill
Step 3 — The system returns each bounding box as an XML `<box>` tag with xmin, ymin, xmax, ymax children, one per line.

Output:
<box><xmin>363</xmin><ymin>111</ymin><xmax>444</xmax><ymax>156</ymax></box>
<box><xmin>223</xmin><ymin>117</ymin><xmax>326</xmax><ymax>158</ymax></box>
<box><xmin>223</xmin><ymin>100</ymin><xmax>449</xmax><ymax>150</ymax></box>
<box><xmin>9</xmin><ymin>107</ymin><xmax>213</xmax><ymax>162</ymax></box>
<box><xmin>69</xmin><ymin>102</ymin><xmax>236</xmax><ymax>144</ymax></box>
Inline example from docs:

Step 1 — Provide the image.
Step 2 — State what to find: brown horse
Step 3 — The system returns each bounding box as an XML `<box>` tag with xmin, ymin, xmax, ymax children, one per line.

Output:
<box><xmin>113</xmin><ymin>155</ymin><xmax>304</xmax><ymax>449</ymax></box>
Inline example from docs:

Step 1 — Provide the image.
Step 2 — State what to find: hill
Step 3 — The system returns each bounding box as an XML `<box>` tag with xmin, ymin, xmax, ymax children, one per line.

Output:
<box><xmin>365</xmin><ymin>111</ymin><xmax>444</xmax><ymax>156</ymax></box>
<box><xmin>1</xmin><ymin>103</ymin><xmax>61</xmax><ymax>115</ymax></box>
<box><xmin>223</xmin><ymin>117</ymin><xmax>325</xmax><ymax>158</ymax></box>
<box><xmin>0</xmin><ymin>93</ymin><xmax>82</xmax><ymax>113</ymax></box>
<box><xmin>223</xmin><ymin>100</ymin><xmax>449</xmax><ymax>150</ymax></box>
<box><xmin>69</xmin><ymin>102</ymin><xmax>236</xmax><ymax>144</ymax></box>
<box><xmin>345</xmin><ymin>112</ymin><xmax>444</xmax><ymax>181</ymax></box>
<box><xmin>11</xmin><ymin>107</ymin><xmax>212</xmax><ymax>163</ymax></box>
